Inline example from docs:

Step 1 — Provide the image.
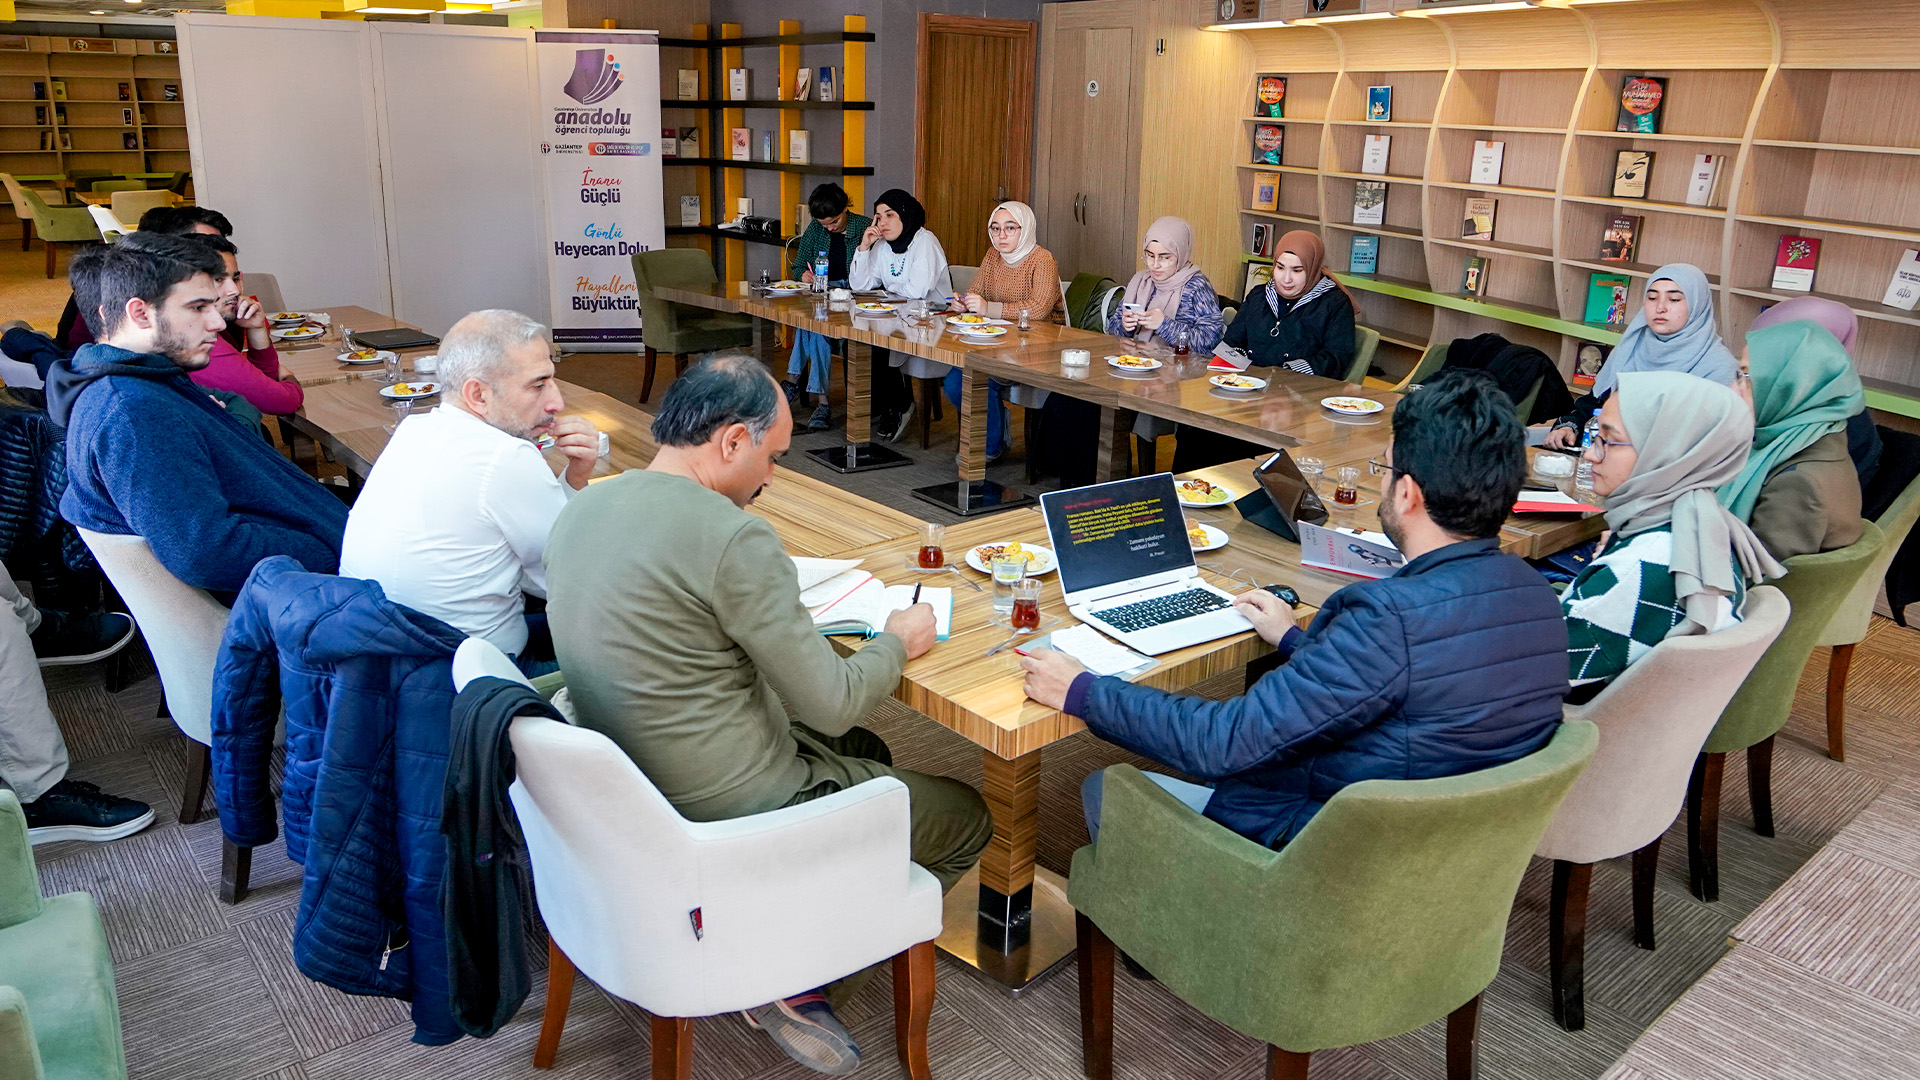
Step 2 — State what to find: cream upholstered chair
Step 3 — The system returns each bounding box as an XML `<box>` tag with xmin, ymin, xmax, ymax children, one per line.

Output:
<box><xmin>1533</xmin><ymin>586</ymin><xmax>1787</xmax><ymax>1031</ymax></box>
<box><xmin>107</xmin><ymin>188</ymin><xmax>172</xmax><ymax>226</ymax></box>
<box><xmin>87</xmin><ymin>204</ymin><xmax>130</xmax><ymax>242</ymax></box>
<box><xmin>75</xmin><ymin>529</ymin><xmax>231</xmax><ymax>829</ymax></box>
<box><xmin>451</xmin><ymin>639</ymin><xmax>945</xmax><ymax>1079</ymax></box>
<box><xmin>241</xmin><ymin>271</ymin><xmax>287</xmax><ymax>315</ymax></box>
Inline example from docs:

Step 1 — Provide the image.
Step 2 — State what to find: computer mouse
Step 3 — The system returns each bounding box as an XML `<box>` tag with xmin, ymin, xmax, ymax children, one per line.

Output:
<box><xmin>1261</xmin><ymin>583</ymin><xmax>1300</xmax><ymax>606</ymax></box>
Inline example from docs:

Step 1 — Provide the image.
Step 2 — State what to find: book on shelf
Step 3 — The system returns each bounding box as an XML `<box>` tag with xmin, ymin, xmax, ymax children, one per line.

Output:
<box><xmin>677</xmin><ymin>69</ymin><xmax>699</xmax><ymax>99</ymax></box>
<box><xmin>1251</xmin><ymin>171</ymin><xmax>1280</xmax><ymax>212</ymax></box>
<box><xmin>37</xmin><ymin>131</ymin><xmax>49</xmax><ymax>151</ymax></box>
<box><xmin>1612</xmin><ymin>150</ymin><xmax>1653</xmax><ymax>199</ymax></box>
<box><xmin>1251</xmin><ymin>222</ymin><xmax>1274</xmax><ymax>258</ymax></box>
<box><xmin>1685</xmin><ymin>153</ymin><xmax>1723</xmax><ymax>207</ymax></box>
<box><xmin>1615</xmin><ymin>75</ymin><xmax>1667</xmax><ymax>134</ymax></box>
<box><xmin>1586</xmin><ymin>272</ymin><xmax>1632</xmax><ymax>326</ymax></box>
<box><xmin>660</xmin><ymin>128</ymin><xmax>678</xmax><ymax>157</ymax></box>
<box><xmin>31</xmin><ymin>81</ymin><xmax>44</xmax><ymax>100</ymax></box>
<box><xmin>1252</xmin><ymin>123</ymin><xmax>1283</xmax><ymax>165</ymax></box>
<box><xmin>33</xmin><ymin>105</ymin><xmax>44</xmax><ymax>126</ymax></box>
<box><xmin>1572</xmin><ymin>343</ymin><xmax>1610</xmax><ymax>389</ymax></box>
<box><xmin>1460</xmin><ymin>257</ymin><xmax>1489</xmax><ymax>296</ymax></box>
<box><xmin>50</xmin><ymin>81</ymin><xmax>65</xmax><ymax>102</ymax></box>
<box><xmin>1462</xmin><ymin>197</ymin><xmax>1496</xmax><ymax>242</ymax></box>
<box><xmin>1599</xmin><ymin>214</ymin><xmax>1641</xmax><ymax>263</ymax></box>
<box><xmin>1256</xmin><ymin>75</ymin><xmax>1286</xmax><ymax>118</ymax></box>
<box><xmin>1885</xmin><ymin>249</ymin><xmax>1920</xmax><ymax>312</ymax></box>
<box><xmin>1350</xmin><ymin>235</ymin><xmax>1379</xmax><ymax>275</ymax></box>
<box><xmin>116</xmin><ymin>82</ymin><xmax>130</xmax><ymax>101</ymax></box>
<box><xmin>1361</xmin><ymin>134</ymin><xmax>1390</xmax><ymax>175</ymax></box>
<box><xmin>760</xmin><ymin>130</ymin><xmax>774</xmax><ymax>162</ymax></box>
<box><xmin>121</xmin><ymin>108</ymin><xmax>134</xmax><ymax>127</ymax></box>
<box><xmin>122</xmin><ymin>132</ymin><xmax>137</xmax><ymax>150</ymax></box>
<box><xmin>1772</xmin><ymin>235</ymin><xmax>1821</xmax><ymax>292</ymax></box>
<box><xmin>57</xmin><ymin>131</ymin><xmax>70</xmax><ymax>151</ymax></box>
<box><xmin>730</xmin><ymin>127</ymin><xmax>751</xmax><ymax>162</ymax></box>
<box><xmin>1245</xmin><ymin>261</ymin><xmax>1274</xmax><ymax>295</ymax></box>
<box><xmin>54</xmin><ymin>104</ymin><xmax>65</xmax><ymax>125</ymax></box>
<box><xmin>678</xmin><ymin>126</ymin><xmax>700</xmax><ymax>158</ymax></box>
<box><xmin>817</xmin><ymin>67</ymin><xmax>837</xmax><ymax>103</ymax></box>
<box><xmin>728</xmin><ymin>68</ymin><xmax>749</xmax><ymax>101</ymax></box>
<box><xmin>789</xmin><ymin>129</ymin><xmax>810</xmax><ymax>165</ymax></box>
<box><xmin>679</xmin><ymin>195</ymin><xmax>701</xmax><ymax>227</ymax></box>
<box><xmin>1353</xmin><ymin>180</ymin><xmax>1387</xmax><ymax>226</ymax></box>
<box><xmin>162</xmin><ymin>84</ymin><xmax>178</xmax><ymax>101</ymax></box>
<box><xmin>1367</xmin><ymin>86</ymin><xmax>1391</xmax><ymax>122</ymax></box>
<box><xmin>1469</xmin><ymin>140</ymin><xmax>1505</xmax><ymax>186</ymax></box>
<box><xmin>792</xmin><ymin>66</ymin><xmax>812</xmax><ymax>102</ymax></box>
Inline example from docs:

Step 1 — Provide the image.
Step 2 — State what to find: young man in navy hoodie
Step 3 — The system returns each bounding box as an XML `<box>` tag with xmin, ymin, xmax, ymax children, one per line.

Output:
<box><xmin>47</xmin><ymin>232</ymin><xmax>347</xmax><ymax>599</ymax></box>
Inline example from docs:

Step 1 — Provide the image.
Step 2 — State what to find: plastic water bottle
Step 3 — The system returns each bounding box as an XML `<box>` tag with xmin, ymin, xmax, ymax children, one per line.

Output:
<box><xmin>812</xmin><ymin>253</ymin><xmax>829</xmax><ymax>292</ymax></box>
<box><xmin>1574</xmin><ymin>416</ymin><xmax>1600</xmax><ymax>492</ymax></box>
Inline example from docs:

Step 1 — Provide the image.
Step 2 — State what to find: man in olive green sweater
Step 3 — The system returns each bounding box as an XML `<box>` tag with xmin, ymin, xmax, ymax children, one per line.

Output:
<box><xmin>544</xmin><ymin>353</ymin><xmax>991</xmax><ymax>1075</ymax></box>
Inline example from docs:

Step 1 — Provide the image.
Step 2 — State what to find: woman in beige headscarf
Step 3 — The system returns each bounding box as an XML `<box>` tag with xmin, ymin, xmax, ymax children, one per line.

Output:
<box><xmin>941</xmin><ymin>201</ymin><xmax>1063</xmax><ymax>460</ymax></box>
<box><xmin>1560</xmin><ymin>371</ymin><xmax>1783</xmax><ymax>702</ymax></box>
<box><xmin>1104</xmin><ymin>216</ymin><xmax>1225</xmax><ymax>351</ymax></box>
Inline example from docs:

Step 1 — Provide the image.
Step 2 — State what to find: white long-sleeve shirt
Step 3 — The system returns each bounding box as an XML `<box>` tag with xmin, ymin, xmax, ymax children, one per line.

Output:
<box><xmin>848</xmin><ymin>229</ymin><xmax>953</xmax><ymax>301</ymax></box>
<box><xmin>340</xmin><ymin>404</ymin><xmax>574</xmax><ymax>656</ymax></box>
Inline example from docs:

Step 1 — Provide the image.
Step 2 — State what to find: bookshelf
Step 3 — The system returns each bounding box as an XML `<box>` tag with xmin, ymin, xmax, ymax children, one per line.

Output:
<box><xmin>0</xmin><ymin>35</ymin><xmax>188</xmax><ymax>244</ymax></box>
<box><xmin>658</xmin><ymin>17</ymin><xmax>874</xmax><ymax>285</ymax></box>
<box><xmin>1213</xmin><ymin>0</ymin><xmax>1920</xmax><ymax>420</ymax></box>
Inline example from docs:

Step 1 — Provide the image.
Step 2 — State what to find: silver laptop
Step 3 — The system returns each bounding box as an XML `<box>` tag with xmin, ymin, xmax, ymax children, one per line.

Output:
<box><xmin>1039</xmin><ymin>473</ymin><xmax>1253</xmax><ymax>656</ymax></box>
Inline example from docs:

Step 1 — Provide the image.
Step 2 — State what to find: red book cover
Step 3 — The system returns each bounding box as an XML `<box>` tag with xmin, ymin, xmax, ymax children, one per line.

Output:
<box><xmin>1771</xmin><ymin>235</ymin><xmax>1821</xmax><ymax>292</ymax></box>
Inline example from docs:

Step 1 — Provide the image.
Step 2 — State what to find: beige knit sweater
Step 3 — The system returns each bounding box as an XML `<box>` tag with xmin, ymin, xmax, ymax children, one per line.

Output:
<box><xmin>969</xmin><ymin>247</ymin><xmax>1064</xmax><ymax>321</ymax></box>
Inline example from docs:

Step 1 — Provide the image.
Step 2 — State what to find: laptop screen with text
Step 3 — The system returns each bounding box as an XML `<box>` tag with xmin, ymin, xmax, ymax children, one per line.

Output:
<box><xmin>1041</xmin><ymin>473</ymin><xmax>1195</xmax><ymax>596</ymax></box>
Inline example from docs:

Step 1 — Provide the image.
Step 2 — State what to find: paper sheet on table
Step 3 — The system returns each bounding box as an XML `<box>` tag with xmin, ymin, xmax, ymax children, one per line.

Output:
<box><xmin>1512</xmin><ymin>490</ymin><xmax>1602</xmax><ymax>513</ymax></box>
<box><xmin>793</xmin><ymin>557</ymin><xmax>866</xmax><ymax>603</ymax></box>
<box><xmin>1047</xmin><ymin>624</ymin><xmax>1157</xmax><ymax>679</ymax></box>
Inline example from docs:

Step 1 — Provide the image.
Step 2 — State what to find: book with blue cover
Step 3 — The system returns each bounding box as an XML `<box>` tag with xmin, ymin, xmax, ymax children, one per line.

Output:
<box><xmin>1367</xmin><ymin>85</ymin><xmax>1392</xmax><ymax>122</ymax></box>
<box><xmin>1350</xmin><ymin>235</ymin><xmax>1379</xmax><ymax>274</ymax></box>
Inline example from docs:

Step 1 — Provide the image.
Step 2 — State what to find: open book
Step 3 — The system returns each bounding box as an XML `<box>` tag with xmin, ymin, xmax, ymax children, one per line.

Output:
<box><xmin>794</xmin><ymin>557</ymin><xmax>952</xmax><ymax>640</ymax></box>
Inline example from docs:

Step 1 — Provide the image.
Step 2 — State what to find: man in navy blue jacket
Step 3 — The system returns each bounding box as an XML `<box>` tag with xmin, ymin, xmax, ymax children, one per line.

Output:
<box><xmin>1022</xmin><ymin>370</ymin><xmax>1570</xmax><ymax>850</ymax></box>
<box><xmin>45</xmin><ymin>233</ymin><xmax>346</xmax><ymax>597</ymax></box>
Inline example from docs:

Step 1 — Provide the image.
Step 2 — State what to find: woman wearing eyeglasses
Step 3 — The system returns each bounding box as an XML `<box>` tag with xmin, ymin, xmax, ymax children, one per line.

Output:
<box><xmin>1559</xmin><ymin>372</ymin><xmax>1782</xmax><ymax>703</ymax></box>
<box><xmin>939</xmin><ymin>201</ymin><xmax>1061</xmax><ymax>462</ymax></box>
<box><xmin>1105</xmin><ymin>216</ymin><xmax>1224</xmax><ymax>352</ymax></box>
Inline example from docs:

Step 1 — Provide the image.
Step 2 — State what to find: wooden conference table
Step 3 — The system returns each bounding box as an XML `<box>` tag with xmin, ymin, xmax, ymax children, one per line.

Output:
<box><xmin>275</xmin><ymin>305</ymin><xmax>1595</xmax><ymax>990</ymax></box>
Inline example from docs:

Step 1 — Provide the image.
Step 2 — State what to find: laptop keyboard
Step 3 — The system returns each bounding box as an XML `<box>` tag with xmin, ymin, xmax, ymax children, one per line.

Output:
<box><xmin>1090</xmin><ymin>588</ymin><xmax>1230</xmax><ymax>633</ymax></box>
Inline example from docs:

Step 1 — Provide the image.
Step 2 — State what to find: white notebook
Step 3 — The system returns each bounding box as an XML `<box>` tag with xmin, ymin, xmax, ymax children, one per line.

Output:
<box><xmin>795</xmin><ymin>558</ymin><xmax>952</xmax><ymax>640</ymax></box>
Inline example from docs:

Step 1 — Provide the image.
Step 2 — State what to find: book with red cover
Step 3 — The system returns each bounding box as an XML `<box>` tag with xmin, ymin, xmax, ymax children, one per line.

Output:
<box><xmin>1599</xmin><ymin>214</ymin><xmax>1641</xmax><ymax>263</ymax></box>
<box><xmin>1772</xmin><ymin>235</ymin><xmax>1821</xmax><ymax>292</ymax></box>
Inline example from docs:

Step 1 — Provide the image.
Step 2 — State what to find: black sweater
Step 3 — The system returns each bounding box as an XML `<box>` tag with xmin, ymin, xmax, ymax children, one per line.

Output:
<box><xmin>1222</xmin><ymin>279</ymin><xmax>1358</xmax><ymax>379</ymax></box>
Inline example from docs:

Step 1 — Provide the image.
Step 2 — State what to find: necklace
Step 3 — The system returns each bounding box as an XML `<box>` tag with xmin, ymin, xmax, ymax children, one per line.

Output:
<box><xmin>887</xmin><ymin>251</ymin><xmax>909</xmax><ymax>278</ymax></box>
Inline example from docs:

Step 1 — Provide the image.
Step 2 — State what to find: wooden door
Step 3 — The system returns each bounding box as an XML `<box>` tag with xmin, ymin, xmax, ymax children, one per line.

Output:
<box><xmin>1076</xmin><ymin>27</ymin><xmax>1135</xmax><ymax>281</ymax></box>
<box><xmin>1038</xmin><ymin>25</ymin><xmax>1090</xmax><ymax>274</ymax></box>
<box><xmin>1033</xmin><ymin>0</ymin><xmax>1140</xmax><ymax>282</ymax></box>
<box><xmin>915</xmin><ymin>14</ymin><xmax>1037</xmax><ymax>270</ymax></box>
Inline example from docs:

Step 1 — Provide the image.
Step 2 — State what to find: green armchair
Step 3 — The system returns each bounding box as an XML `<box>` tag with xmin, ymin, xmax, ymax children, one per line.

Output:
<box><xmin>0</xmin><ymin>791</ymin><xmax>127</xmax><ymax>1080</ymax></box>
<box><xmin>1687</xmin><ymin>522</ymin><xmax>1886</xmax><ymax>901</ymax></box>
<box><xmin>1343</xmin><ymin>325</ymin><xmax>1381</xmax><ymax>383</ymax></box>
<box><xmin>629</xmin><ymin>249</ymin><xmax>756</xmax><ymax>404</ymax></box>
<box><xmin>19</xmin><ymin>187</ymin><xmax>99</xmax><ymax>280</ymax></box>
<box><xmin>1069</xmin><ymin>722</ymin><xmax>1597</xmax><ymax>1080</ymax></box>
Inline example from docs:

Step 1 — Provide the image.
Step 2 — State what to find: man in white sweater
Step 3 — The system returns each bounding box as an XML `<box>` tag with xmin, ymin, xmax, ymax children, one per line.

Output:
<box><xmin>341</xmin><ymin>309</ymin><xmax>599</xmax><ymax>671</ymax></box>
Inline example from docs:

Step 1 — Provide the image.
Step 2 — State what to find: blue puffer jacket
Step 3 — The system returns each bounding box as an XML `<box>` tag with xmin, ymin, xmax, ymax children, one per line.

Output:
<box><xmin>1075</xmin><ymin>538</ymin><xmax>1570</xmax><ymax>848</ymax></box>
<box><xmin>211</xmin><ymin>557</ymin><xmax>468</xmax><ymax>1046</ymax></box>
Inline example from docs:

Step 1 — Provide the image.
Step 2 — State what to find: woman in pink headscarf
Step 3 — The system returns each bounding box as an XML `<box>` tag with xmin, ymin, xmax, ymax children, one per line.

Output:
<box><xmin>1104</xmin><ymin>216</ymin><xmax>1225</xmax><ymax>352</ymax></box>
<box><xmin>1749</xmin><ymin>296</ymin><xmax>1880</xmax><ymax>487</ymax></box>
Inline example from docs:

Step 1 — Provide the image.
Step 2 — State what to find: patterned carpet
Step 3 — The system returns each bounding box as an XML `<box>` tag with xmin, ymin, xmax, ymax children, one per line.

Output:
<box><xmin>25</xmin><ymin>605</ymin><xmax>1920</xmax><ymax>1080</ymax></box>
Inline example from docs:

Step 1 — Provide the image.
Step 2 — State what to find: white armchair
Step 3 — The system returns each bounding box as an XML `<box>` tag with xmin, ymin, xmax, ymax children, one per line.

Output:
<box><xmin>450</xmin><ymin>639</ymin><xmax>944</xmax><ymax>1080</ymax></box>
<box><xmin>86</xmin><ymin>204</ymin><xmax>130</xmax><ymax>242</ymax></box>
<box><xmin>1533</xmin><ymin>586</ymin><xmax>1788</xmax><ymax>1031</ymax></box>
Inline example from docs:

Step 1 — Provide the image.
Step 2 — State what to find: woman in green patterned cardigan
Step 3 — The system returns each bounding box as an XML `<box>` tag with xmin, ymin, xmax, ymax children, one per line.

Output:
<box><xmin>1561</xmin><ymin>372</ymin><xmax>1785</xmax><ymax>703</ymax></box>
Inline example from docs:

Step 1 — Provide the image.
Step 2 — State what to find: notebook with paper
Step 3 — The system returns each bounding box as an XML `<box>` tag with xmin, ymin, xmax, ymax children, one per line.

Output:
<box><xmin>794</xmin><ymin>557</ymin><xmax>952</xmax><ymax>640</ymax></box>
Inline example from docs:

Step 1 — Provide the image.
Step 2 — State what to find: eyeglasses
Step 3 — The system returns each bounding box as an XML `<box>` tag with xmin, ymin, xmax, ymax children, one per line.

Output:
<box><xmin>1583</xmin><ymin>437</ymin><xmax>1634</xmax><ymax>462</ymax></box>
<box><xmin>1143</xmin><ymin>252</ymin><xmax>1179</xmax><ymax>267</ymax></box>
<box><xmin>987</xmin><ymin>223</ymin><xmax>1022</xmax><ymax>236</ymax></box>
<box><xmin>1368</xmin><ymin>458</ymin><xmax>1390</xmax><ymax>475</ymax></box>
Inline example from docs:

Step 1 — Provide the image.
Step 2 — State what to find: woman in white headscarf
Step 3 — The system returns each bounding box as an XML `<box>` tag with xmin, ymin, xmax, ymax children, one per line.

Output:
<box><xmin>1104</xmin><ymin>216</ymin><xmax>1224</xmax><ymax>352</ymax></box>
<box><xmin>1544</xmin><ymin>263</ymin><xmax>1737</xmax><ymax>449</ymax></box>
<box><xmin>1560</xmin><ymin>371</ymin><xmax>1783</xmax><ymax>702</ymax></box>
<box><xmin>940</xmin><ymin>201</ymin><xmax>1062</xmax><ymax>460</ymax></box>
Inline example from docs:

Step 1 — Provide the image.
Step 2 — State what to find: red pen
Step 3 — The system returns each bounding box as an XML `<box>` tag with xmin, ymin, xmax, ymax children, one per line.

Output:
<box><xmin>1013</xmin><ymin>647</ymin><xmax>1032</xmax><ymax>657</ymax></box>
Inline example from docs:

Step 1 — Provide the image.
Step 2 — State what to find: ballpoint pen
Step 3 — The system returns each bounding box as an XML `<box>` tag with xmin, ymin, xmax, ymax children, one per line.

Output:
<box><xmin>910</xmin><ymin>583</ymin><xmax>922</xmax><ymax>606</ymax></box>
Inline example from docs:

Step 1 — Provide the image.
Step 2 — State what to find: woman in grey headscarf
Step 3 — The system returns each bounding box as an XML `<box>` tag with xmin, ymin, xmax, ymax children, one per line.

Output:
<box><xmin>1560</xmin><ymin>371</ymin><xmax>1783</xmax><ymax>701</ymax></box>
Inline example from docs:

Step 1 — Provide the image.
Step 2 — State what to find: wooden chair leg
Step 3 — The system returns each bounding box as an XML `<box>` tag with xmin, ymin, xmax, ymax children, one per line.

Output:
<box><xmin>1549</xmin><ymin>860</ymin><xmax>1592</xmax><ymax>1031</ymax></box>
<box><xmin>891</xmin><ymin>940</ymin><xmax>936</xmax><ymax>1080</ymax></box>
<box><xmin>45</xmin><ymin>239</ymin><xmax>56</xmax><ymax>278</ymax></box>
<box><xmin>19</xmin><ymin>219</ymin><xmax>30</xmax><ymax>252</ymax></box>
<box><xmin>640</xmin><ymin>346</ymin><xmax>659</xmax><ymax>404</ymax></box>
<box><xmin>673</xmin><ymin>354</ymin><xmax>689</xmax><ymax>379</ymax></box>
<box><xmin>1447</xmin><ymin>994</ymin><xmax>1482</xmax><ymax>1080</ymax></box>
<box><xmin>1687</xmin><ymin>752</ymin><xmax>1725</xmax><ymax>902</ymax></box>
<box><xmin>651</xmin><ymin>1014</ymin><xmax>692</xmax><ymax>1080</ymax></box>
<box><xmin>1748</xmin><ymin>736</ymin><xmax>1776</xmax><ymax>839</ymax></box>
<box><xmin>1267</xmin><ymin>1045</ymin><xmax>1311</xmax><ymax>1079</ymax></box>
<box><xmin>532</xmin><ymin>938</ymin><xmax>575</xmax><ymax>1069</ymax></box>
<box><xmin>1076</xmin><ymin>911</ymin><xmax>1115</xmax><ymax>1080</ymax></box>
<box><xmin>919</xmin><ymin>378</ymin><xmax>936</xmax><ymax>449</ymax></box>
<box><xmin>180</xmin><ymin>740</ymin><xmax>211</xmax><ymax>825</ymax></box>
<box><xmin>1133</xmin><ymin>433</ymin><xmax>1155</xmax><ymax>476</ymax></box>
<box><xmin>1826</xmin><ymin>642</ymin><xmax>1854</xmax><ymax>762</ymax></box>
<box><xmin>1632</xmin><ymin>835</ymin><xmax>1661</xmax><ymax>950</ymax></box>
<box><xmin>220</xmin><ymin>839</ymin><xmax>251</xmax><ymax>904</ymax></box>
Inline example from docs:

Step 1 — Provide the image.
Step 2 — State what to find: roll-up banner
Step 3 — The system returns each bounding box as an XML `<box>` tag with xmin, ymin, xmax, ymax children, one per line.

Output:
<box><xmin>534</xmin><ymin>29</ymin><xmax>663</xmax><ymax>348</ymax></box>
